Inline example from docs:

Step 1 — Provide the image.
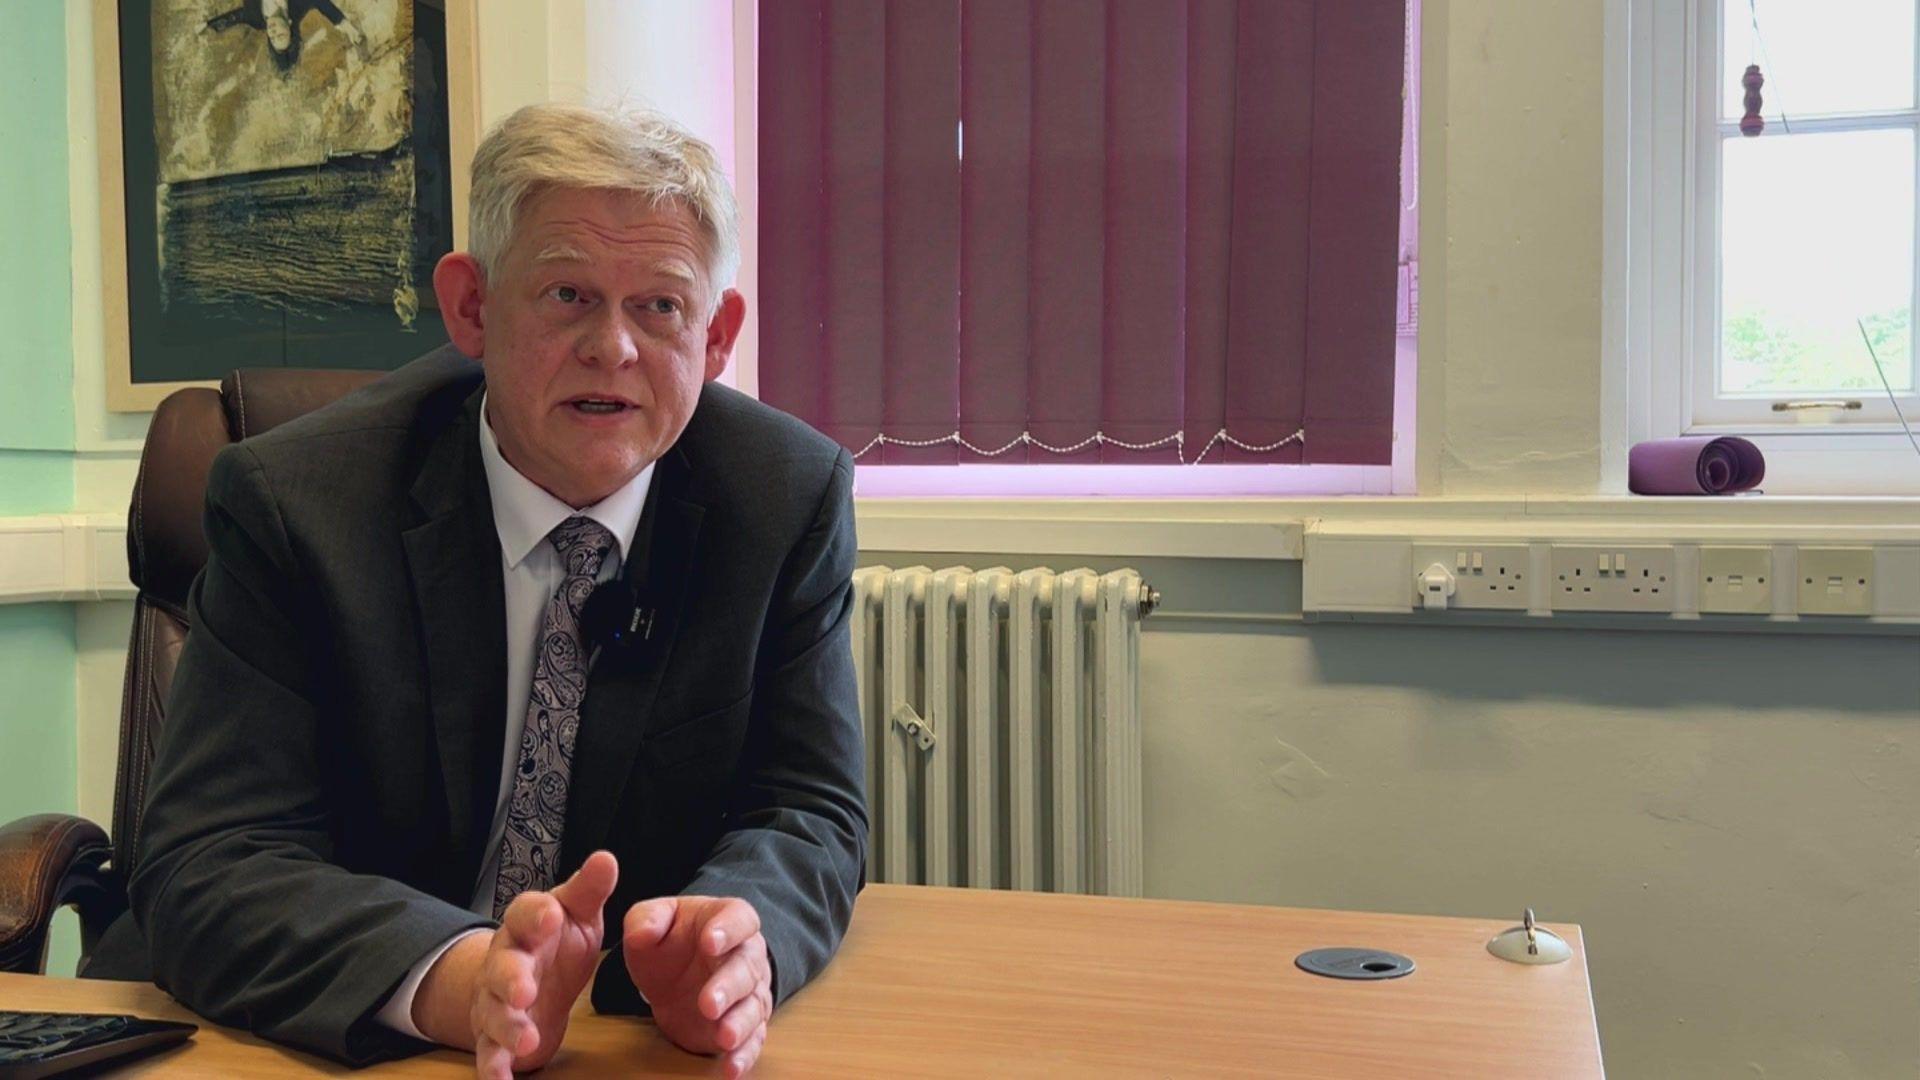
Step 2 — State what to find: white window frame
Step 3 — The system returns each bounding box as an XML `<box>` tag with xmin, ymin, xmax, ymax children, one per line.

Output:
<box><xmin>1622</xmin><ymin>0</ymin><xmax>1920</xmax><ymax>495</ymax></box>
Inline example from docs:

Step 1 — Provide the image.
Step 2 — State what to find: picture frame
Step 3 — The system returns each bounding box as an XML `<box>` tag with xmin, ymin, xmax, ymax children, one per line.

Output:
<box><xmin>94</xmin><ymin>0</ymin><xmax>479</xmax><ymax>412</ymax></box>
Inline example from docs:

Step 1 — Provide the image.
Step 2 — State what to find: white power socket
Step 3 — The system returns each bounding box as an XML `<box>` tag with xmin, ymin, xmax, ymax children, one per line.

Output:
<box><xmin>1797</xmin><ymin>547</ymin><xmax>1874</xmax><ymax>616</ymax></box>
<box><xmin>1699</xmin><ymin>546</ymin><xmax>1773</xmax><ymax>615</ymax></box>
<box><xmin>1411</xmin><ymin>544</ymin><xmax>1531</xmax><ymax>610</ymax></box>
<box><xmin>1549</xmin><ymin>546</ymin><xmax>1676</xmax><ymax>613</ymax></box>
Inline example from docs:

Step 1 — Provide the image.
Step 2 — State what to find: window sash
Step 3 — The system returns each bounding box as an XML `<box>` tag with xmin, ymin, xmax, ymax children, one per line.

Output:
<box><xmin>1689</xmin><ymin>0</ymin><xmax>1920</xmax><ymax>429</ymax></box>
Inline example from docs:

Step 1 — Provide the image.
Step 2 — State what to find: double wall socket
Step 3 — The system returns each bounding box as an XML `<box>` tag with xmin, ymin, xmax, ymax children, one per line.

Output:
<box><xmin>1798</xmin><ymin>547</ymin><xmax>1874</xmax><ymax>616</ymax></box>
<box><xmin>1411</xmin><ymin>544</ymin><xmax>1530</xmax><ymax>610</ymax></box>
<box><xmin>1699</xmin><ymin>546</ymin><xmax>1773</xmax><ymax>615</ymax></box>
<box><xmin>1549</xmin><ymin>546</ymin><xmax>1676</xmax><ymax>613</ymax></box>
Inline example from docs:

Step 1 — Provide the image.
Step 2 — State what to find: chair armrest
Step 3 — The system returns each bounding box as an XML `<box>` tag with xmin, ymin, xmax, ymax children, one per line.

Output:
<box><xmin>0</xmin><ymin>814</ymin><xmax>115</xmax><ymax>974</ymax></box>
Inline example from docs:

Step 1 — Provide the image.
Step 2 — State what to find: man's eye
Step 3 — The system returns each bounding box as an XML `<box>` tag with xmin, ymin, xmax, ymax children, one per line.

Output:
<box><xmin>646</xmin><ymin>298</ymin><xmax>679</xmax><ymax>315</ymax></box>
<box><xmin>548</xmin><ymin>285</ymin><xmax>583</xmax><ymax>304</ymax></box>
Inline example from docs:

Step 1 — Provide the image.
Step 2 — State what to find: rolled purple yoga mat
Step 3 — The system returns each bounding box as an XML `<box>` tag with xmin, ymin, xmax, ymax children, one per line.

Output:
<box><xmin>1629</xmin><ymin>436</ymin><xmax>1765</xmax><ymax>495</ymax></box>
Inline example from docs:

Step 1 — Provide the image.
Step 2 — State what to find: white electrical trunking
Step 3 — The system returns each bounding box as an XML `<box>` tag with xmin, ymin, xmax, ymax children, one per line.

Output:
<box><xmin>1305</xmin><ymin>527</ymin><xmax>1920</xmax><ymax>628</ymax></box>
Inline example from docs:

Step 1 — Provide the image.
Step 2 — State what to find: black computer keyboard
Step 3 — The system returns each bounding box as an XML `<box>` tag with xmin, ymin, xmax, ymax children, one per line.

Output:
<box><xmin>0</xmin><ymin>1011</ymin><xmax>196</xmax><ymax>1079</ymax></box>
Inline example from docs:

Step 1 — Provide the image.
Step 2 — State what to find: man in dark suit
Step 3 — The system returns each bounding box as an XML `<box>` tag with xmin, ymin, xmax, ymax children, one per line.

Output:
<box><xmin>84</xmin><ymin>104</ymin><xmax>867</xmax><ymax>1077</ymax></box>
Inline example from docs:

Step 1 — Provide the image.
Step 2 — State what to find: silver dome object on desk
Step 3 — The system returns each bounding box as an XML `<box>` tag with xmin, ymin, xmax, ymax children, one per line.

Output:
<box><xmin>1487</xmin><ymin>908</ymin><xmax>1572</xmax><ymax>965</ymax></box>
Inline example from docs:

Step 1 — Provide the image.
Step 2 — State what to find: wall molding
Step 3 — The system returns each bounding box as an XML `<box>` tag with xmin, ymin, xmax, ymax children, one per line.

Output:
<box><xmin>7</xmin><ymin>497</ymin><xmax>1919</xmax><ymax>606</ymax></box>
<box><xmin>0</xmin><ymin>514</ymin><xmax>132</xmax><ymax>603</ymax></box>
<box><xmin>858</xmin><ymin>495</ymin><xmax>1920</xmax><ymax>561</ymax></box>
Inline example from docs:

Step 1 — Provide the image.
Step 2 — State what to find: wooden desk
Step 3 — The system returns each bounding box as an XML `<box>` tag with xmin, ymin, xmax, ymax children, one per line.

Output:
<box><xmin>0</xmin><ymin>885</ymin><xmax>1602</xmax><ymax>1077</ymax></box>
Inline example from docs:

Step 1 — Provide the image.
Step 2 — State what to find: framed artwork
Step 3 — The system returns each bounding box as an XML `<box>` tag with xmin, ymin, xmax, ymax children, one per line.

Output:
<box><xmin>95</xmin><ymin>0</ymin><xmax>479</xmax><ymax>411</ymax></box>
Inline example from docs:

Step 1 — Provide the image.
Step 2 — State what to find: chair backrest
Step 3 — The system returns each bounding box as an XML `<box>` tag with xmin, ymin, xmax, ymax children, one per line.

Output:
<box><xmin>114</xmin><ymin>369</ymin><xmax>380</xmax><ymax>877</ymax></box>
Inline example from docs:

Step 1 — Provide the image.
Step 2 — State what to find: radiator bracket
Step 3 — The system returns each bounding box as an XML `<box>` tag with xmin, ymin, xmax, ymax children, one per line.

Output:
<box><xmin>890</xmin><ymin>704</ymin><xmax>936</xmax><ymax>751</ymax></box>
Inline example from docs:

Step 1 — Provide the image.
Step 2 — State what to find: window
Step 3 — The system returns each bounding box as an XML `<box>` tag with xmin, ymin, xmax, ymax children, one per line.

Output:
<box><xmin>751</xmin><ymin>0</ymin><xmax>1419</xmax><ymax>497</ymax></box>
<box><xmin>1626</xmin><ymin>0</ymin><xmax>1920</xmax><ymax>493</ymax></box>
<box><xmin>1706</xmin><ymin>0</ymin><xmax>1918</xmax><ymax>423</ymax></box>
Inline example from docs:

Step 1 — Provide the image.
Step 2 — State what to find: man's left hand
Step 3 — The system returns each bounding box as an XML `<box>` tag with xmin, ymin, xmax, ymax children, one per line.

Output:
<box><xmin>622</xmin><ymin>896</ymin><xmax>773</xmax><ymax>1078</ymax></box>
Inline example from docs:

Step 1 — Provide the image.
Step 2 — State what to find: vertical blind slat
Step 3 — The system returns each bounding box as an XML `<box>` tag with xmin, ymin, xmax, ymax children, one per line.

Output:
<box><xmin>757</xmin><ymin>0</ymin><xmax>827</xmax><ymax>427</ymax></box>
<box><xmin>1222</xmin><ymin>0</ymin><xmax>1315</xmax><ymax>463</ymax></box>
<box><xmin>1102</xmin><ymin>2</ymin><xmax>1189</xmax><ymax>462</ymax></box>
<box><xmin>1183</xmin><ymin>0</ymin><xmax>1239</xmax><ymax>459</ymax></box>
<box><xmin>1028</xmin><ymin>0</ymin><xmax>1108</xmax><ymax>463</ymax></box>
<box><xmin>881</xmin><ymin>0</ymin><xmax>962</xmax><ymax>463</ymax></box>
<box><xmin>959</xmin><ymin>0</ymin><xmax>1036</xmax><ymax>462</ymax></box>
<box><xmin>823</xmin><ymin>0</ymin><xmax>887</xmax><ymax>452</ymax></box>
<box><xmin>1302</xmin><ymin>0</ymin><xmax>1405</xmax><ymax>464</ymax></box>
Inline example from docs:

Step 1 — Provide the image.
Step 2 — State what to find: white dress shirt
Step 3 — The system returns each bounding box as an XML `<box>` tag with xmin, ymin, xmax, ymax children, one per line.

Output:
<box><xmin>377</xmin><ymin>396</ymin><xmax>654</xmax><ymax>1038</ymax></box>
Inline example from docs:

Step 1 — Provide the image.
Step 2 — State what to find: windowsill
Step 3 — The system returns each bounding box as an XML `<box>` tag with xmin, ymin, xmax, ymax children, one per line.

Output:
<box><xmin>1686</xmin><ymin>422</ymin><xmax>1920</xmax><ymax>436</ymax></box>
<box><xmin>856</xmin><ymin>493</ymin><xmax>1920</xmax><ymax>561</ymax></box>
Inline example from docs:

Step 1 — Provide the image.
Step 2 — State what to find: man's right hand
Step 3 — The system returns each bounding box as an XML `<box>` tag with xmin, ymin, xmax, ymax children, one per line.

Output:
<box><xmin>411</xmin><ymin>851</ymin><xmax>620</xmax><ymax>1078</ymax></box>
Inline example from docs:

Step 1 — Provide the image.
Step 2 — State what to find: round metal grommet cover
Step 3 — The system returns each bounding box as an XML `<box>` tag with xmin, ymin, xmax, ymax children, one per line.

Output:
<box><xmin>1294</xmin><ymin>947</ymin><xmax>1416</xmax><ymax>980</ymax></box>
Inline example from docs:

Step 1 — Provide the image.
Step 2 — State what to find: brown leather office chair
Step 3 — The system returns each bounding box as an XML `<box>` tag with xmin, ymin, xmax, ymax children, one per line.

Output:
<box><xmin>0</xmin><ymin>369</ymin><xmax>380</xmax><ymax>975</ymax></box>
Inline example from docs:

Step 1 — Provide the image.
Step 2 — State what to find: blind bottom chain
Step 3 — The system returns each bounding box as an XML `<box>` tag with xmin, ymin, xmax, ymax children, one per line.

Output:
<box><xmin>849</xmin><ymin>427</ymin><xmax>1307</xmax><ymax>464</ymax></box>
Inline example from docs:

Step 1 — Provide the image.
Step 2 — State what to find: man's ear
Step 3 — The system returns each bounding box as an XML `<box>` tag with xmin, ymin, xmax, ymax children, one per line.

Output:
<box><xmin>704</xmin><ymin>289</ymin><xmax>747</xmax><ymax>382</ymax></box>
<box><xmin>433</xmin><ymin>252</ymin><xmax>488</xmax><ymax>358</ymax></box>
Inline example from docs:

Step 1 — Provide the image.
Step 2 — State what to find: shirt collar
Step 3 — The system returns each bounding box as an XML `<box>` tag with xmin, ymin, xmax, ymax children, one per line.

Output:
<box><xmin>478</xmin><ymin>393</ymin><xmax>654</xmax><ymax>571</ymax></box>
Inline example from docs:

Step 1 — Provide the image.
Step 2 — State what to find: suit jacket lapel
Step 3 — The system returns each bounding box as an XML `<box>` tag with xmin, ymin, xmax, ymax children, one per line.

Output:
<box><xmin>561</xmin><ymin>445</ymin><xmax>705</xmax><ymax>870</ymax></box>
<box><xmin>402</xmin><ymin>388</ymin><xmax>508</xmax><ymax>887</ymax></box>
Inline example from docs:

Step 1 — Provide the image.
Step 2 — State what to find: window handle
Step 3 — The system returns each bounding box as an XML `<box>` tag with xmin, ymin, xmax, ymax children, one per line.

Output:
<box><xmin>1770</xmin><ymin>400</ymin><xmax>1863</xmax><ymax>412</ymax></box>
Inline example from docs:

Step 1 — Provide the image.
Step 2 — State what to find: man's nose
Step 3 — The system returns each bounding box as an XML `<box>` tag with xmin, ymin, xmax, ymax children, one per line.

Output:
<box><xmin>577</xmin><ymin>308</ymin><xmax>640</xmax><ymax>369</ymax></box>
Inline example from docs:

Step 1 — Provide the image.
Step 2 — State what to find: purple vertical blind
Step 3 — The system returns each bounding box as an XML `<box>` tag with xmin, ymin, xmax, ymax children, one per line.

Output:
<box><xmin>759</xmin><ymin>0</ymin><xmax>1407</xmax><ymax>466</ymax></box>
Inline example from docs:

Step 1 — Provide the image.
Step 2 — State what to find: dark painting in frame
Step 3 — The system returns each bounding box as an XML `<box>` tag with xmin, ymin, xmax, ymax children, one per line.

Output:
<box><xmin>98</xmin><ymin>0</ymin><xmax>479</xmax><ymax>410</ymax></box>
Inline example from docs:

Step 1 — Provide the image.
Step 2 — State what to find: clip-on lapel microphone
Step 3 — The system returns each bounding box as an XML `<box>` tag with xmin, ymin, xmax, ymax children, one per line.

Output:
<box><xmin>582</xmin><ymin>468</ymin><xmax>663</xmax><ymax>660</ymax></box>
<box><xmin>583</xmin><ymin>580</ymin><xmax>655</xmax><ymax>652</ymax></box>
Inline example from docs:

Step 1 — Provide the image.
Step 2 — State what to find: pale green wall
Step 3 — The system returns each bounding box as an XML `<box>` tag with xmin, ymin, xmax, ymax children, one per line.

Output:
<box><xmin>0</xmin><ymin>454</ymin><xmax>72</xmax><ymax>515</ymax></box>
<box><xmin>0</xmin><ymin>606</ymin><xmax>79</xmax><ymax>828</ymax></box>
<box><xmin>0</xmin><ymin>0</ymin><xmax>76</xmax><ymax>505</ymax></box>
<box><xmin>0</xmin><ymin>0</ymin><xmax>79</xmax><ymax>976</ymax></box>
<box><xmin>0</xmin><ymin>2</ymin><xmax>75</xmax><ymax>456</ymax></box>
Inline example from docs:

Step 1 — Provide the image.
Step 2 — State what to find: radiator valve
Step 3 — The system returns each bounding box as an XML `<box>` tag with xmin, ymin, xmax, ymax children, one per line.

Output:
<box><xmin>1138</xmin><ymin>583</ymin><xmax>1160</xmax><ymax>618</ymax></box>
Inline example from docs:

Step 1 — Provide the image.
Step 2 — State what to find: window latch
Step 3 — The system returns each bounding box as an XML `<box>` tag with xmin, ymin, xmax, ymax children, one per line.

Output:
<box><xmin>1770</xmin><ymin>400</ymin><xmax>1863</xmax><ymax>412</ymax></box>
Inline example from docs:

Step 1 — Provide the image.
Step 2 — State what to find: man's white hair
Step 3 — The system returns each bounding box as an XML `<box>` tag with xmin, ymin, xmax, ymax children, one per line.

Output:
<box><xmin>467</xmin><ymin>103</ymin><xmax>740</xmax><ymax>295</ymax></box>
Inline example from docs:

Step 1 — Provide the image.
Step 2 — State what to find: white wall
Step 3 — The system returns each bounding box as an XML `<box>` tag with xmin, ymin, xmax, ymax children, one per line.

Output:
<box><xmin>1417</xmin><ymin>0</ymin><xmax>1610</xmax><ymax>495</ymax></box>
<box><xmin>549</xmin><ymin>0</ymin><xmax>738</xmax><ymax>179</ymax></box>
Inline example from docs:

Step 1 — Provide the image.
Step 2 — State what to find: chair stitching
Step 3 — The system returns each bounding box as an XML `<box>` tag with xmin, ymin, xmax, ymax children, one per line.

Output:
<box><xmin>125</xmin><ymin>609</ymin><xmax>146</xmax><ymax>860</ymax></box>
<box><xmin>130</xmin><ymin>609</ymin><xmax>155</xmax><ymax>862</ymax></box>
<box><xmin>131</xmin><ymin>455</ymin><xmax>148</xmax><ymax>584</ymax></box>
<box><xmin>233</xmin><ymin>372</ymin><xmax>250</xmax><ymax>437</ymax></box>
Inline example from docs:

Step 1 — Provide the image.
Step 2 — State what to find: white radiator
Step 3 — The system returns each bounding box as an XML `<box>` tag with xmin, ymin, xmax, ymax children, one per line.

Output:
<box><xmin>849</xmin><ymin>566</ymin><xmax>1156</xmax><ymax>897</ymax></box>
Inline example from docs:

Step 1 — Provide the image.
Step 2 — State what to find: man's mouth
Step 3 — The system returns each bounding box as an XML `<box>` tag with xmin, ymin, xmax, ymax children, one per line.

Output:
<box><xmin>567</xmin><ymin>396</ymin><xmax>635</xmax><ymax>415</ymax></box>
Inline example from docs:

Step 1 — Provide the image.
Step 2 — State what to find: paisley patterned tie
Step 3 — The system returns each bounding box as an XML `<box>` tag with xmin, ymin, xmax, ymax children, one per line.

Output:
<box><xmin>492</xmin><ymin>515</ymin><xmax>616</xmax><ymax>917</ymax></box>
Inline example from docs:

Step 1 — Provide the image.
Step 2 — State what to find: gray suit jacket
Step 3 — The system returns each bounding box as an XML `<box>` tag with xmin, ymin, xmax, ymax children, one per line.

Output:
<box><xmin>88</xmin><ymin>348</ymin><xmax>868</xmax><ymax>1064</ymax></box>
